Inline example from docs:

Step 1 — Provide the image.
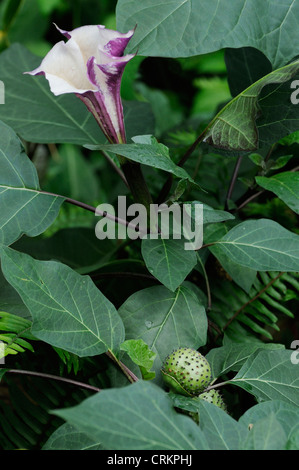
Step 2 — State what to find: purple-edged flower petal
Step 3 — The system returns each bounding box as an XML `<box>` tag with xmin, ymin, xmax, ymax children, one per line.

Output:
<box><xmin>25</xmin><ymin>38</ymin><xmax>98</xmax><ymax>95</ymax></box>
<box><xmin>25</xmin><ymin>24</ymin><xmax>135</xmax><ymax>143</ymax></box>
<box><xmin>86</xmin><ymin>52</ymin><xmax>135</xmax><ymax>143</ymax></box>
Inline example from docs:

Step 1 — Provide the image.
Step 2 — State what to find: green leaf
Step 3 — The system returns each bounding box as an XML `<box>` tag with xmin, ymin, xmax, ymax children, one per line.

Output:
<box><xmin>168</xmin><ymin>393</ymin><xmax>201</xmax><ymax>414</ymax></box>
<box><xmin>206</xmin><ymin>343</ymin><xmax>285</xmax><ymax>379</ymax></box>
<box><xmin>208</xmin><ymin>219</ymin><xmax>299</xmax><ymax>272</ymax></box>
<box><xmin>87</xmin><ymin>136</ymin><xmax>195</xmax><ymax>183</ymax></box>
<box><xmin>0</xmin><ymin>248</ymin><xmax>125</xmax><ymax>356</ymax></box>
<box><xmin>184</xmin><ymin>202</ymin><xmax>235</xmax><ymax>226</ymax></box>
<box><xmin>12</xmin><ymin>228</ymin><xmax>115</xmax><ymax>274</ymax></box>
<box><xmin>279</xmin><ymin>130</ymin><xmax>299</xmax><ymax>146</ymax></box>
<box><xmin>239</xmin><ymin>400</ymin><xmax>299</xmax><ymax>443</ymax></box>
<box><xmin>42</xmin><ymin>423</ymin><xmax>102</xmax><ymax>450</ymax></box>
<box><xmin>199</xmin><ymin>400</ymin><xmax>248</xmax><ymax>450</ymax></box>
<box><xmin>203</xmin><ymin>59</ymin><xmax>299</xmax><ymax>151</ymax></box>
<box><xmin>120</xmin><ymin>339</ymin><xmax>156</xmax><ymax>380</ymax></box>
<box><xmin>53</xmin><ymin>381</ymin><xmax>209</xmax><ymax>450</ymax></box>
<box><xmin>123</xmin><ymin>101</ymin><xmax>156</xmax><ymax>140</ymax></box>
<box><xmin>0</xmin><ymin>44</ymin><xmax>103</xmax><ymax>145</ymax></box>
<box><xmin>225</xmin><ymin>47</ymin><xmax>272</xmax><ymax>97</ymax></box>
<box><xmin>268</xmin><ymin>155</ymin><xmax>294</xmax><ymax>171</ymax></box>
<box><xmin>141</xmin><ymin>238</ymin><xmax>197</xmax><ymax>292</ymax></box>
<box><xmin>117</xmin><ymin>0</ymin><xmax>299</xmax><ymax>69</ymax></box>
<box><xmin>0</xmin><ymin>44</ymin><xmax>154</xmax><ymax>145</ymax></box>
<box><xmin>242</xmin><ymin>413</ymin><xmax>287</xmax><ymax>450</ymax></box>
<box><xmin>45</xmin><ymin>144</ymin><xmax>100</xmax><ymax>205</ymax></box>
<box><xmin>0</xmin><ymin>121</ymin><xmax>64</xmax><ymax>247</ymax></box>
<box><xmin>0</xmin><ymin>369</ymin><xmax>7</xmax><ymax>381</ymax></box>
<box><xmin>118</xmin><ymin>283</ymin><xmax>208</xmax><ymax>376</ymax></box>
<box><xmin>230</xmin><ymin>349</ymin><xmax>299</xmax><ymax>406</ymax></box>
<box><xmin>286</xmin><ymin>430</ymin><xmax>299</xmax><ymax>450</ymax></box>
<box><xmin>0</xmin><ymin>268</ymin><xmax>30</xmax><ymax>319</ymax></box>
<box><xmin>256</xmin><ymin>172</ymin><xmax>299</xmax><ymax>215</ymax></box>
<box><xmin>207</xmin><ymin>247</ymin><xmax>257</xmax><ymax>293</ymax></box>
<box><xmin>2</xmin><ymin>0</ymin><xmax>23</xmax><ymax>31</ymax></box>
<box><xmin>135</xmin><ymin>82</ymin><xmax>183</xmax><ymax>138</ymax></box>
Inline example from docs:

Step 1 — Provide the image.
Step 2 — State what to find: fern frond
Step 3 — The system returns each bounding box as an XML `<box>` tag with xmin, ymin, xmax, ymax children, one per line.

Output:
<box><xmin>209</xmin><ymin>271</ymin><xmax>298</xmax><ymax>341</ymax></box>
<box><xmin>53</xmin><ymin>347</ymin><xmax>80</xmax><ymax>375</ymax></box>
<box><xmin>0</xmin><ymin>371</ymin><xmax>92</xmax><ymax>449</ymax></box>
<box><xmin>0</xmin><ymin>312</ymin><xmax>36</xmax><ymax>359</ymax></box>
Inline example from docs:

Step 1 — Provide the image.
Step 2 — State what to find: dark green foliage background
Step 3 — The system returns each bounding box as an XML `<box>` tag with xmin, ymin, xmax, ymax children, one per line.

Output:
<box><xmin>0</xmin><ymin>0</ymin><xmax>298</xmax><ymax>451</ymax></box>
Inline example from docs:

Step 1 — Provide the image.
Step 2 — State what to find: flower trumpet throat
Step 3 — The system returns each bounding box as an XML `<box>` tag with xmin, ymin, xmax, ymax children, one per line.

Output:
<box><xmin>25</xmin><ymin>24</ymin><xmax>135</xmax><ymax>144</ymax></box>
<box><xmin>161</xmin><ymin>347</ymin><xmax>212</xmax><ymax>396</ymax></box>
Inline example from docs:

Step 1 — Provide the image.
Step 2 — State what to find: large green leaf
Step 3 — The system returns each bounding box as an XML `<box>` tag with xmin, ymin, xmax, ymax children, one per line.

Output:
<box><xmin>120</xmin><ymin>339</ymin><xmax>156</xmax><ymax>380</ymax></box>
<box><xmin>242</xmin><ymin>413</ymin><xmax>287</xmax><ymax>450</ymax></box>
<box><xmin>198</xmin><ymin>401</ymin><xmax>248</xmax><ymax>450</ymax></box>
<box><xmin>42</xmin><ymin>423</ymin><xmax>102</xmax><ymax>450</ymax></box>
<box><xmin>87</xmin><ymin>136</ymin><xmax>195</xmax><ymax>182</ymax></box>
<box><xmin>0</xmin><ymin>44</ymin><xmax>154</xmax><ymax>145</ymax></box>
<box><xmin>256</xmin><ymin>172</ymin><xmax>299</xmax><ymax>215</ymax></box>
<box><xmin>12</xmin><ymin>228</ymin><xmax>115</xmax><ymax>274</ymax></box>
<box><xmin>0</xmin><ymin>248</ymin><xmax>125</xmax><ymax>356</ymax></box>
<box><xmin>239</xmin><ymin>400</ymin><xmax>299</xmax><ymax>440</ymax></box>
<box><xmin>118</xmin><ymin>283</ymin><xmax>208</xmax><ymax>376</ymax></box>
<box><xmin>0</xmin><ymin>268</ymin><xmax>30</xmax><ymax>319</ymax></box>
<box><xmin>117</xmin><ymin>0</ymin><xmax>299</xmax><ymax>69</ymax></box>
<box><xmin>257</xmin><ymin>81</ymin><xmax>299</xmax><ymax>147</ymax></box>
<box><xmin>208</xmin><ymin>219</ymin><xmax>299</xmax><ymax>272</ymax></box>
<box><xmin>0</xmin><ymin>121</ymin><xmax>64</xmax><ymax>247</ymax></box>
<box><xmin>141</xmin><ymin>238</ymin><xmax>197</xmax><ymax>291</ymax></box>
<box><xmin>230</xmin><ymin>349</ymin><xmax>299</xmax><ymax>406</ymax></box>
<box><xmin>203</xmin><ymin>60</ymin><xmax>299</xmax><ymax>151</ymax></box>
<box><xmin>53</xmin><ymin>381</ymin><xmax>209</xmax><ymax>450</ymax></box>
<box><xmin>206</xmin><ymin>343</ymin><xmax>285</xmax><ymax>379</ymax></box>
<box><xmin>225</xmin><ymin>47</ymin><xmax>272</xmax><ymax>97</ymax></box>
<box><xmin>44</xmin><ymin>144</ymin><xmax>100</xmax><ymax>205</ymax></box>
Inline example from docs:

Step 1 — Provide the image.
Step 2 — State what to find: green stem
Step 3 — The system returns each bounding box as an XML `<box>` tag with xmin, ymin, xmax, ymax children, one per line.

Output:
<box><xmin>196</xmin><ymin>253</ymin><xmax>212</xmax><ymax>311</ymax></box>
<box><xmin>204</xmin><ymin>380</ymin><xmax>231</xmax><ymax>392</ymax></box>
<box><xmin>106</xmin><ymin>350</ymin><xmax>138</xmax><ymax>383</ymax></box>
<box><xmin>5</xmin><ymin>369</ymin><xmax>101</xmax><ymax>393</ymax></box>
<box><xmin>156</xmin><ymin>127</ymin><xmax>208</xmax><ymax>204</ymax></box>
<box><xmin>121</xmin><ymin>161</ymin><xmax>153</xmax><ymax>213</ymax></box>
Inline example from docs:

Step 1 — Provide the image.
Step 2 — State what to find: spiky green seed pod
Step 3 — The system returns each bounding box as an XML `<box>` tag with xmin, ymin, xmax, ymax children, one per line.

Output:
<box><xmin>161</xmin><ymin>347</ymin><xmax>212</xmax><ymax>397</ymax></box>
<box><xmin>189</xmin><ymin>389</ymin><xmax>227</xmax><ymax>424</ymax></box>
<box><xmin>197</xmin><ymin>389</ymin><xmax>227</xmax><ymax>411</ymax></box>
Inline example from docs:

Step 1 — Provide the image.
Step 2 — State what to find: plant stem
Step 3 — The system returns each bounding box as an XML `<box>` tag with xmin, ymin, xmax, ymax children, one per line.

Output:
<box><xmin>196</xmin><ymin>254</ymin><xmax>212</xmax><ymax>311</ymax></box>
<box><xmin>5</xmin><ymin>369</ymin><xmax>101</xmax><ymax>393</ymax></box>
<box><xmin>100</xmin><ymin>150</ymin><xmax>129</xmax><ymax>188</ymax></box>
<box><xmin>41</xmin><ymin>190</ymin><xmax>132</xmax><ymax>230</ymax></box>
<box><xmin>204</xmin><ymin>380</ymin><xmax>231</xmax><ymax>392</ymax></box>
<box><xmin>235</xmin><ymin>189</ymin><xmax>265</xmax><ymax>212</ymax></box>
<box><xmin>121</xmin><ymin>161</ymin><xmax>153</xmax><ymax>213</ymax></box>
<box><xmin>106</xmin><ymin>350</ymin><xmax>139</xmax><ymax>383</ymax></box>
<box><xmin>225</xmin><ymin>155</ymin><xmax>243</xmax><ymax>210</ymax></box>
<box><xmin>156</xmin><ymin>127</ymin><xmax>208</xmax><ymax>204</ymax></box>
<box><xmin>91</xmin><ymin>271</ymin><xmax>156</xmax><ymax>282</ymax></box>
